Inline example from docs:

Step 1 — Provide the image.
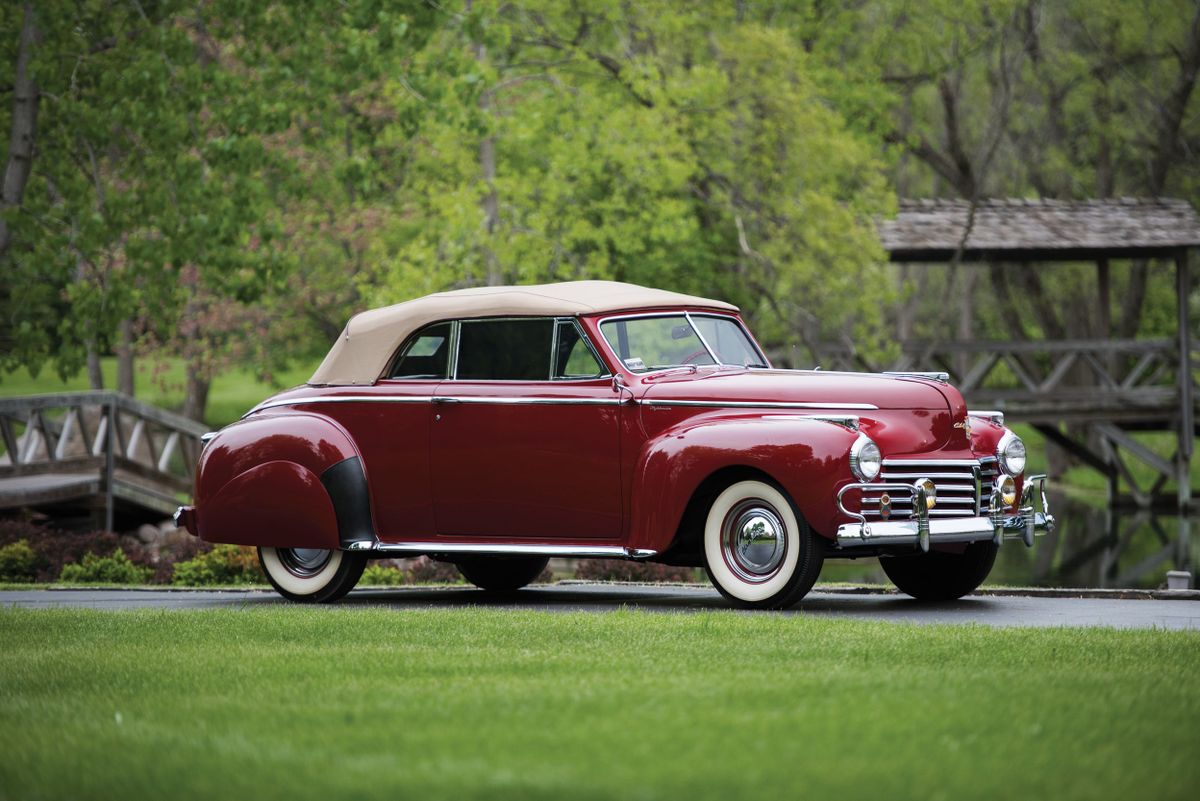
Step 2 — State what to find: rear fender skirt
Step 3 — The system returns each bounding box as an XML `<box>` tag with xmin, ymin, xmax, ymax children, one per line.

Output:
<box><xmin>320</xmin><ymin>456</ymin><xmax>377</xmax><ymax>548</ymax></box>
<box><xmin>197</xmin><ymin>460</ymin><xmax>341</xmax><ymax>550</ymax></box>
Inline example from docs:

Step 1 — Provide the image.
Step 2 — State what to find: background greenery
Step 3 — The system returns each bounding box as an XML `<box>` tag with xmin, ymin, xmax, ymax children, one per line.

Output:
<box><xmin>1</xmin><ymin>1</ymin><xmax>1196</xmax><ymax>423</ymax></box>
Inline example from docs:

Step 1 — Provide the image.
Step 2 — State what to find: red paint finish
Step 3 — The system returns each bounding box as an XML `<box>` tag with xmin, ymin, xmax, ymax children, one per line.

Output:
<box><xmin>192</xmin><ymin>305</ymin><xmax>1030</xmax><ymax>553</ymax></box>
<box><xmin>192</xmin><ymin>411</ymin><xmax>360</xmax><ymax>547</ymax></box>
<box><xmin>430</xmin><ymin>379</ymin><xmax>622</xmax><ymax>539</ymax></box>
<box><xmin>198</xmin><ymin>460</ymin><xmax>341</xmax><ymax>549</ymax></box>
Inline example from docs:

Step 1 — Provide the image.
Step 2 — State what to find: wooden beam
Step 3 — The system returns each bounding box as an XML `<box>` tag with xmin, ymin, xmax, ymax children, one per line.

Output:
<box><xmin>1031</xmin><ymin>423</ymin><xmax>1114</xmax><ymax>476</ymax></box>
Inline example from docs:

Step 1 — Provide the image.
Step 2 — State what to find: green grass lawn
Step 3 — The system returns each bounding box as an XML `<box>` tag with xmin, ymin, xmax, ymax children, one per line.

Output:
<box><xmin>1</xmin><ymin>608</ymin><xmax>1197</xmax><ymax>801</ymax></box>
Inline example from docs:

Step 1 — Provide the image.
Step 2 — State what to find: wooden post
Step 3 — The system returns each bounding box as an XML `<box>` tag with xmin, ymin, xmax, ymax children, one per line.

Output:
<box><xmin>1097</xmin><ymin>259</ymin><xmax>1114</xmax><ymax>375</ymax></box>
<box><xmin>1176</xmin><ymin>249</ymin><xmax>1193</xmax><ymax>570</ymax></box>
<box><xmin>104</xmin><ymin>396</ymin><xmax>115</xmax><ymax>533</ymax></box>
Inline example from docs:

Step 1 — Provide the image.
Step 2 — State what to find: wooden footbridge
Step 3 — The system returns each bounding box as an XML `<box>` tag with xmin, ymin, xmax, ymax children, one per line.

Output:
<box><xmin>0</xmin><ymin>392</ymin><xmax>206</xmax><ymax>529</ymax></box>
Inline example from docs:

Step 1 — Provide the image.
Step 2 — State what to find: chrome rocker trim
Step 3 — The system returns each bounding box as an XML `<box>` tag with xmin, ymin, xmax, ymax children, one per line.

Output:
<box><xmin>344</xmin><ymin>541</ymin><xmax>658</xmax><ymax>559</ymax></box>
<box><xmin>835</xmin><ymin>473</ymin><xmax>1054</xmax><ymax>552</ymax></box>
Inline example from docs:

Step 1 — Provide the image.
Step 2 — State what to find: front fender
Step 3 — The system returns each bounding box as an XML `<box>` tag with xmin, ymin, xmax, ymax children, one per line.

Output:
<box><xmin>627</xmin><ymin>415</ymin><xmax>860</xmax><ymax>552</ymax></box>
<box><xmin>193</xmin><ymin>411</ymin><xmax>376</xmax><ymax>548</ymax></box>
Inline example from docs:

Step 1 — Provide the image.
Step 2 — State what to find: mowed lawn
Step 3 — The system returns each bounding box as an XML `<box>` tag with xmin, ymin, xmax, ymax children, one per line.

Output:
<box><xmin>1</xmin><ymin>608</ymin><xmax>1197</xmax><ymax>801</ymax></box>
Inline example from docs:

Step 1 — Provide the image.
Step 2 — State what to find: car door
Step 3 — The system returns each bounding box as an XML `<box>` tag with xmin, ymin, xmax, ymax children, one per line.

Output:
<box><xmin>334</xmin><ymin>321</ymin><xmax>451</xmax><ymax>540</ymax></box>
<box><xmin>430</xmin><ymin>317</ymin><xmax>623</xmax><ymax>540</ymax></box>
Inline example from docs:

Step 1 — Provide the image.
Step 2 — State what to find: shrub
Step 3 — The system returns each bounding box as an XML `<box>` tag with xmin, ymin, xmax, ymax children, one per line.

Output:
<box><xmin>360</xmin><ymin>563</ymin><xmax>406</xmax><ymax>586</ymax></box>
<box><xmin>0</xmin><ymin>539</ymin><xmax>37</xmax><ymax>582</ymax></box>
<box><xmin>171</xmin><ymin>544</ymin><xmax>263</xmax><ymax>586</ymax></box>
<box><xmin>59</xmin><ymin>550</ymin><xmax>152</xmax><ymax>584</ymax></box>
<box><xmin>0</xmin><ymin>520</ymin><xmax>161</xmax><ymax>582</ymax></box>
<box><xmin>405</xmin><ymin>556</ymin><xmax>463</xmax><ymax>584</ymax></box>
<box><xmin>573</xmin><ymin>559</ymin><xmax>699</xmax><ymax>583</ymax></box>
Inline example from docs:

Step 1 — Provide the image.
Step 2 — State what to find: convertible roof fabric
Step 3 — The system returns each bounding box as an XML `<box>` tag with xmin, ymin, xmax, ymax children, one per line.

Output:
<box><xmin>309</xmin><ymin>280</ymin><xmax>739</xmax><ymax>386</ymax></box>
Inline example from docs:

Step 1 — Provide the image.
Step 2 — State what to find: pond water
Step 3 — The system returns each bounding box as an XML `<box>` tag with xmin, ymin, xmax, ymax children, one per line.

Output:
<box><xmin>822</xmin><ymin>491</ymin><xmax>1198</xmax><ymax>590</ymax></box>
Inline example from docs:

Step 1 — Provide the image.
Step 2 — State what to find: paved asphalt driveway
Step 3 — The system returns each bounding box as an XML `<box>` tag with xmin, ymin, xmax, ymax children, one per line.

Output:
<box><xmin>3</xmin><ymin>583</ymin><xmax>1198</xmax><ymax>630</ymax></box>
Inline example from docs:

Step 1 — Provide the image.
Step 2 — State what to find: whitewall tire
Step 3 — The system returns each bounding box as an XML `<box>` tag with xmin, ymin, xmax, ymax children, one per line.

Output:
<box><xmin>702</xmin><ymin>479</ymin><xmax>824</xmax><ymax>609</ymax></box>
<box><xmin>259</xmin><ymin>546</ymin><xmax>367</xmax><ymax>603</ymax></box>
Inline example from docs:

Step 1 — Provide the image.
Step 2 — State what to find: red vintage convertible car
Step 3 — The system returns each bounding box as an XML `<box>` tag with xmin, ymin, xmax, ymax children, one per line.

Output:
<box><xmin>175</xmin><ymin>281</ymin><xmax>1052</xmax><ymax>608</ymax></box>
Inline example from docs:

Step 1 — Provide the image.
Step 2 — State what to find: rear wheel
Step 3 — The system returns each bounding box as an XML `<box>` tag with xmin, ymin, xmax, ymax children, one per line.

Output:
<box><xmin>702</xmin><ymin>479</ymin><xmax>824</xmax><ymax>609</ymax></box>
<box><xmin>456</xmin><ymin>556</ymin><xmax>549</xmax><ymax>593</ymax></box>
<box><xmin>259</xmin><ymin>546</ymin><xmax>367</xmax><ymax>603</ymax></box>
<box><xmin>880</xmin><ymin>540</ymin><xmax>999</xmax><ymax>600</ymax></box>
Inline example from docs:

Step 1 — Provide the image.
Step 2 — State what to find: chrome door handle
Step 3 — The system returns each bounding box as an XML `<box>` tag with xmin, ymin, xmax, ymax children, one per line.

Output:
<box><xmin>431</xmin><ymin>396</ymin><xmax>460</xmax><ymax>404</ymax></box>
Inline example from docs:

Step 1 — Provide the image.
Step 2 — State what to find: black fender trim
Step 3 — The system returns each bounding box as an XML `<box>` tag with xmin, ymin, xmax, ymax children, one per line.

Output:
<box><xmin>320</xmin><ymin>456</ymin><xmax>377</xmax><ymax>548</ymax></box>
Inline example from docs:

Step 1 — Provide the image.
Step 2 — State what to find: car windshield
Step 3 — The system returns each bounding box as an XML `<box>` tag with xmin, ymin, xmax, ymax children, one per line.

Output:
<box><xmin>599</xmin><ymin>314</ymin><xmax>767</xmax><ymax>372</ymax></box>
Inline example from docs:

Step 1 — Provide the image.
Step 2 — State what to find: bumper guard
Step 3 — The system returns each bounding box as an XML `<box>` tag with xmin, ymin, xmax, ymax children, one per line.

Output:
<box><xmin>835</xmin><ymin>474</ymin><xmax>1054</xmax><ymax>552</ymax></box>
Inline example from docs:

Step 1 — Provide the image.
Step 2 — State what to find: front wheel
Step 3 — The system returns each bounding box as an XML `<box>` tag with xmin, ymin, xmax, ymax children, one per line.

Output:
<box><xmin>259</xmin><ymin>546</ymin><xmax>367</xmax><ymax>603</ymax></box>
<box><xmin>702</xmin><ymin>479</ymin><xmax>824</xmax><ymax>609</ymax></box>
<box><xmin>880</xmin><ymin>540</ymin><xmax>999</xmax><ymax>600</ymax></box>
<box><xmin>456</xmin><ymin>556</ymin><xmax>550</xmax><ymax>593</ymax></box>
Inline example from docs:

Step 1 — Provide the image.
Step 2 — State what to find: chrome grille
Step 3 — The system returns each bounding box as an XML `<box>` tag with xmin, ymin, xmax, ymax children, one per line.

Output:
<box><xmin>859</xmin><ymin>459</ymin><xmax>985</xmax><ymax>519</ymax></box>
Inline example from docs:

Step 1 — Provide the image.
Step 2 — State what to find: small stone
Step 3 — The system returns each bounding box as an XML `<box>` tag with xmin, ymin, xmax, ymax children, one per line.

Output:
<box><xmin>136</xmin><ymin>524</ymin><xmax>160</xmax><ymax>544</ymax></box>
<box><xmin>1166</xmin><ymin>570</ymin><xmax>1192</xmax><ymax>591</ymax></box>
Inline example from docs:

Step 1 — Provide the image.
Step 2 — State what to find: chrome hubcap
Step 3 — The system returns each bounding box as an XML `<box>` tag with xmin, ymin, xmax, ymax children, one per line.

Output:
<box><xmin>721</xmin><ymin>500</ymin><xmax>787</xmax><ymax>582</ymax></box>
<box><xmin>277</xmin><ymin>547</ymin><xmax>333</xmax><ymax>578</ymax></box>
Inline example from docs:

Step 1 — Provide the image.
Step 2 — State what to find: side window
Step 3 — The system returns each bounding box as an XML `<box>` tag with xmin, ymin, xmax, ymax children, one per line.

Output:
<box><xmin>553</xmin><ymin>321</ymin><xmax>605</xmax><ymax>379</ymax></box>
<box><xmin>389</xmin><ymin>322</ymin><xmax>451</xmax><ymax>379</ymax></box>
<box><xmin>457</xmin><ymin>318</ymin><xmax>554</xmax><ymax>380</ymax></box>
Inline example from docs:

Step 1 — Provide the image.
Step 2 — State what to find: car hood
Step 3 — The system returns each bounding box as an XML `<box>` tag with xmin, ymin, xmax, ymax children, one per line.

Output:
<box><xmin>639</xmin><ymin>369</ymin><xmax>957</xmax><ymax>412</ymax></box>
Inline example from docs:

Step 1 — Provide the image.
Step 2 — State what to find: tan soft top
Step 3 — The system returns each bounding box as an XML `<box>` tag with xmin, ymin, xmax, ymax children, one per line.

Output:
<box><xmin>309</xmin><ymin>280</ymin><xmax>739</xmax><ymax>385</ymax></box>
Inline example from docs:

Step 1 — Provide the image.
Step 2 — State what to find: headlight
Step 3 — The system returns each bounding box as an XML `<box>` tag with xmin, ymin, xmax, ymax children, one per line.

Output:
<box><xmin>997</xmin><ymin>431</ymin><xmax>1026</xmax><ymax>475</ymax></box>
<box><xmin>850</xmin><ymin>435</ymin><xmax>882</xmax><ymax>481</ymax></box>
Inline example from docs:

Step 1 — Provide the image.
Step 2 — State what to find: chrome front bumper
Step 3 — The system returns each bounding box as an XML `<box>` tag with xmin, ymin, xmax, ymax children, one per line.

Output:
<box><xmin>835</xmin><ymin>474</ymin><xmax>1054</xmax><ymax>552</ymax></box>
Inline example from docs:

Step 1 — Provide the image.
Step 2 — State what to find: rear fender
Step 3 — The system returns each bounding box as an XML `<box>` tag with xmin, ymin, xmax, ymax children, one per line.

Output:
<box><xmin>628</xmin><ymin>415</ymin><xmax>859</xmax><ymax>552</ymax></box>
<box><xmin>194</xmin><ymin>412</ymin><xmax>376</xmax><ymax>548</ymax></box>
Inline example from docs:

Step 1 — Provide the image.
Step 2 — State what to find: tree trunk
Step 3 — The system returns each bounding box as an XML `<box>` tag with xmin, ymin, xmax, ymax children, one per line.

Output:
<box><xmin>468</xmin><ymin>0</ymin><xmax>501</xmax><ymax>286</ymax></box>
<box><xmin>182</xmin><ymin>362</ymin><xmax>210</xmax><ymax>423</ymax></box>
<box><xmin>0</xmin><ymin>3</ymin><xmax>40</xmax><ymax>259</ymax></box>
<box><xmin>86</xmin><ymin>346</ymin><xmax>103</xmax><ymax>390</ymax></box>
<box><xmin>116</xmin><ymin>318</ymin><xmax>134</xmax><ymax>396</ymax></box>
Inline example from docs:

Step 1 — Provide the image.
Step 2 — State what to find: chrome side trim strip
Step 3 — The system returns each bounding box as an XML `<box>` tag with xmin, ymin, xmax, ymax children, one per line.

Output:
<box><xmin>882</xmin><ymin>458</ymin><xmax>982</xmax><ymax>467</ymax></box>
<box><xmin>349</xmin><ymin>542</ymin><xmax>656</xmax><ymax>559</ymax></box>
<box><xmin>883</xmin><ymin>370</ymin><xmax>950</xmax><ymax>383</ymax></box>
<box><xmin>247</xmin><ymin>395</ymin><xmax>435</xmax><ymax>415</ymax></box>
<box><xmin>440</xmin><ymin>396</ymin><xmax>622</xmax><ymax>406</ymax></box>
<box><xmin>968</xmin><ymin>409</ymin><xmax>1005</xmax><ymax>426</ymax></box>
<box><xmin>641</xmin><ymin>399</ymin><xmax>879</xmax><ymax>410</ymax></box>
<box><xmin>247</xmin><ymin>394</ymin><xmax>624</xmax><ymax>416</ymax></box>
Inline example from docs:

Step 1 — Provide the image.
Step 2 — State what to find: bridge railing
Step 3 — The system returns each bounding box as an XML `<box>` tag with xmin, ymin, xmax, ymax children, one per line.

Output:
<box><xmin>0</xmin><ymin>392</ymin><xmax>208</xmax><ymax>527</ymax></box>
<box><xmin>774</xmin><ymin>339</ymin><xmax>1197</xmax><ymax>420</ymax></box>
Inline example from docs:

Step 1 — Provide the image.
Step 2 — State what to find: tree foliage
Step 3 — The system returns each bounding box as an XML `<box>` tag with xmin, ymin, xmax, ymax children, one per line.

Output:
<box><xmin>0</xmin><ymin>1</ymin><xmax>1196</xmax><ymax>418</ymax></box>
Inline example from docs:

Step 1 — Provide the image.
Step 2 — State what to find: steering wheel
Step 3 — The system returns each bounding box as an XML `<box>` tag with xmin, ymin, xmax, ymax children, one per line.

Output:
<box><xmin>680</xmin><ymin>349</ymin><xmax>711</xmax><ymax>365</ymax></box>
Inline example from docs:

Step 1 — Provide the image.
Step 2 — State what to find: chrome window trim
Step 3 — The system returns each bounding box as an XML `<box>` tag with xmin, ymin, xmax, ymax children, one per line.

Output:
<box><xmin>551</xmin><ymin>317</ymin><xmax>610</xmax><ymax>381</ymax></box>
<box><xmin>385</xmin><ymin>320</ymin><xmax>456</xmax><ymax>382</ymax></box>
<box><xmin>683</xmin><ymin>312</ymin><xmax>719</xmax><ymax>367</ymax></box>
<box><xmin>596</xmin><ymin>309</ymin><xmax>762</xmax><ymax>373</ymax></box>
<box><xmin>687</xmin><ymin>311</ymin><xmax>771</xmax><ymax>368</ymax></box>
<box><xmin>444</xmin><ymin>315</ymin><xmax>613</xmax><ymax>383</ymax></box>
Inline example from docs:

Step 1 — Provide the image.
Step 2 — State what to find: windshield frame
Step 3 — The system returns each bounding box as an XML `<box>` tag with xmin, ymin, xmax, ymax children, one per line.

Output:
<box><xmin>595</xmin><ymin>311</ymin><xmax>770</xmax><ymax>374</ymax></box>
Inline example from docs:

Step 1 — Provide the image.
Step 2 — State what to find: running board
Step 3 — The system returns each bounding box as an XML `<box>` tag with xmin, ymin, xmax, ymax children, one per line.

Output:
<box><xmin>345</xmin><ymin>541</ymin><xmax>657</xmax><ymax>559</ymax></box>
